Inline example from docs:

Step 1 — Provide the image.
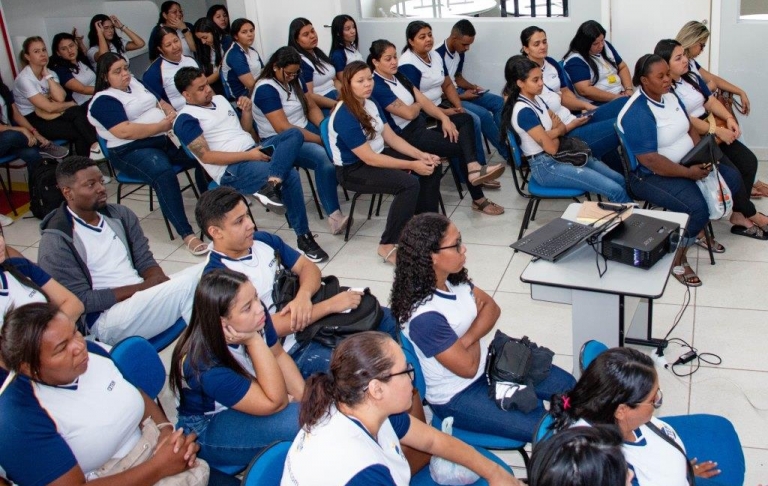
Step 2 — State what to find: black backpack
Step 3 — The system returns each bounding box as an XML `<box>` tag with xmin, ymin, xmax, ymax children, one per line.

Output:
<box><xmin>29</xmin><ymin>159</ymin><xmax>64</xmax><ymax>220</ymax></box>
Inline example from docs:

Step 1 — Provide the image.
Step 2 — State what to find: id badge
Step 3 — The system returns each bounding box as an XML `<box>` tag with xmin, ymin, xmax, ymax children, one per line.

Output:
<box><xmin>607</xmin><ymin>74</ymin><xmax>618</xmax><ymax>84</ymax></box>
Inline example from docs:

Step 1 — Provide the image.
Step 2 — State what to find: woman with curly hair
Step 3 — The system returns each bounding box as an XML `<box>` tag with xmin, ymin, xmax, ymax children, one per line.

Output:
<box><xmin>391</xmin><ymin>213</ymin><xmax>575</xmax><ymax>442</ymax></box>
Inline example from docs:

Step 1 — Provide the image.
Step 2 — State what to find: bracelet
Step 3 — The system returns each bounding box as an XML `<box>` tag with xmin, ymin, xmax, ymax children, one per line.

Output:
<box><xmin>181</xmin><ymin>28</ymin><xmax>190</xmax><ymax>34</ymax></box>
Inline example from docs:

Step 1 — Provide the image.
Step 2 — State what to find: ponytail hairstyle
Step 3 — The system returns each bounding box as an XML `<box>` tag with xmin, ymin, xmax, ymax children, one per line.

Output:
<box><xmin>548</xmin><ymin>347</ymin><xmax>656</xmax><ymax>433</ymax></box>
<box><xmin>88</xmin><ymin>14</ymin><xmax>126</xmax><ymax>55</ymax></box>
<box><xmin>338</xmin><ymin>61</ymin><xmax>376</xmax><ymax>139</ymax></box>
<box><xmin>675</xmin><ymin>20</ymin><xmax>709</xmax><ymax>59</ymax></box>
<box><xmin>94</xmin><ymin>52</ymin><xmax>127</xmax><ymax>93</ymax></box>
<box><xmin>631</xmin><ymin>53</ymin><xmax>665</xmax><ymax>88</ymax></box>
<box><xmin>366</xmin><ymin>38</ymin><xmax>396</xmax><ymax>70</ymax></box>
<box><xmin>50</xmin><ymin>32</ymin><xmax>93</xmax><ymax>73</ymax></box>
<box><xmin>499</xmin><ymin>55</ymin><xmax>539</xmax><ymax>144</ymax></box>
<box><xmin>256</xmin><ymin>46</ymin><xmax>310</xmax><ymax>118</ymax></box>
<box><xmin>564</xmin><ymin>20</ymin><xmax>617</xmax><ymax>85</ymax></box>
<box><xmin>288</xmin><ymin>17</ymin><xmax>333</xmax><ymax>75</ymax></box>
<box><xmin>169</xmin><ymin>268</ymin><xmax>255</xmax><ymax>396</ymax></box>
<box><xmin>19</xmin><ymin>36</ymin><xmax>45</xmax><ymax>68</ymax></box>
<box><xmin>330</xmin><ymin>15</ymin><xmax>358</xmax><ymax>56</ymax></box>
<box><xmin>653</xmin><ymin>38</ymin><xmax>705</xmax><ymax>96</ymax></box>
<box><xmin>402</xmin><ymin>20</ymin><xmax>431</xmax><ymax>54</ymax></box>
<box><xmin>520</xmin><ymin>25</ymin><xmax>545</xmax><ymax>56</ymax></box>
<box><xmin>300</xmin><ymin>331</ymin><xmax>396</xmax><ymax>429</ymax></box>
<box><xmin>193</xmin><ymin>17</ymin><xmax>223</xmax><ymax>77</ymax></box>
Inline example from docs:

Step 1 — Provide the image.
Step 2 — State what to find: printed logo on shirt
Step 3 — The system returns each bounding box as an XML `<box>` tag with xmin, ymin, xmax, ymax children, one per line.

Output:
<box><xmin>269</xmin><ymin>257</ymin><xmax>277</xmax><ymax>269</ymax></box>
<box><xmin>107</xmin><ymin>380</ymin><xmax>116</xmax><ymax>391</ymax></box>
<box><xmin>228</xmin><ymin>110</ymin><xmax>236</xmax><ymax>117</ymax></box>
<box><xmin>28</xmin><ymin>289</ymin><xmax>38</xmax><ymax>299</ymax></box>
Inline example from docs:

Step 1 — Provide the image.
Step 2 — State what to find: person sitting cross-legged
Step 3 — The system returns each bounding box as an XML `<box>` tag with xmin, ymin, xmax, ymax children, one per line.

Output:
<box><xmin>195</xmin><ymin>186</ymin><xmax>398</xmax><ymax>378</ymax></box>
<box><xmin>37</xmin><ymin>156</ymin><xmax>199</xmax><ymax>345</ymax></box>
<box><xmin>173</xmin><ymin>66</ymin><xmax>329</xmax><ymax>263</ymax></box>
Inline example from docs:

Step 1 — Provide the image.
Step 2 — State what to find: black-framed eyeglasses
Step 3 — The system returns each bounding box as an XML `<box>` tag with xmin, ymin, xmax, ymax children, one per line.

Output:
<box><xmin>363</xmin><ymin>363</ymin><xmax>415</xmax><ymax>391</ymax></box>
<box><xmin>436</xmin><ymin>236</ymin><xmax>463</xmax><ymax>253</ymax></box>
<box><xmin>699</xmin><ymin>42</ymin><xmax>706</xmax><ymax>50</ymax></box>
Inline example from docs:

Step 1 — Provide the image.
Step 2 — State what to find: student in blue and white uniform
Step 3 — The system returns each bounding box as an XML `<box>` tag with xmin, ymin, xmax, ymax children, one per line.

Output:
<box><xmin>49</xmin><ymin>33</ymin><xmax>96</xmax><ymax>106</ymax></box>
<box><xmin>148</xmin><ymin>1</ymin><xmax>195</xmax><ymax>62</ymax></box>
<box><xmin>330</xmin><ymin>61</ymin><xmax>442</xmax><ymax>264</ymax></box>
<box><xmin>170</xmin><ymin>269</ymin><xmax>304</xmax><ymax>474</ymax></box>
<box><xmin>392</xmin><ymin>214</ymin><xmax>575</xmax><ymax>443</ymax></box>
<box><xmin>399</xmin><ymin>21</ymin><xmax>489</xmax><ymax>169</ymax></box>
<box><xmin>283</xmin><ymin>331</ymin><xmax>518</xmax><ymax>486</ymax></box>
<box><xmin>192</xmin><ymin>17</ymin><xmax>225</xmax><ymax>95</ymax></box>
<box><xmin>500</xmin><ymin>56</ymin><xmax>631</xmax><ymax>204</ymax></box>
<box><xmin>253</xmin><ymin>47</ymin><xmax>347</xmax><ymax>235</ymax></box>
<box><xmin>656</xmin><ymin>39</ymin><xmax>767</xmax><ymax>237</ymax></box>
<box><xmin>86</xmin><ymin>14</ymin><xmax>145</xmax><ymax>65</ymax></box>
<box><xmin>368</xmin><ymin>39</ymin><xmax>505</xmax><ymax>216</ymax></box>
<box><xmin>288</xmin><ymin>17</ymin><xmax>340</xmax><ymax>114</ymax></box>
<box><xmin>329</xmin><ymin>15</ymin><xmax>364</xmax><ymax>80</ymax></box>
<box><xmin>221</xmin><ymin>18</ymin><xmax>263</xmax><ymax>100</ymax></box>
<box><xmin>0</xmin><ymin>302</ymin><xmax>204</xmax><ymax>485</ymax></box>
<box><xmin>547</xmin><ymin>347</ymin><xmax>724</xmax><ymax>486</ymax></box>
<box><xmin>143</xmin><ymin>28</ymin><xmax>200</xmax><ymax>111</ymax></box>
<box><xmin>208</xmin><ymin>4</ymin><xmax>232</xmax><ymax>51</ymax></box>
<box><xmin>88</xmin><ymin>53</ymin><xmax>208</xmax><ymax>255</ymax></box>
<box><xmin>563</xmin><ymin>21</ymin><xmax>633</xmax><ymax>106</ymax></box>
<box><xmin>437</xmin><ymin>19</ymin><xmax>510</xmax><ymax>161</ymax></box>
<box><xmin>521</xmin><ymin>25</ymin><xmax>624</xmax><ymax>171</ymax></box>
<box><xmin>616</xmin><ymin>54</ymin><xmax>748</xmax><ymax>286</ymax></box>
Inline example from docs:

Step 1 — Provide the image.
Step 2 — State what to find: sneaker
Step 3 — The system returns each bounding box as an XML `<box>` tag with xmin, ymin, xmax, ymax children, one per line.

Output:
<box><xmin>254</xmin><ymin>180</ymin><xmax>286</xmax><ymax>215</ymax></box>
<box><xmin>297</xmin><ymin>233</ymin><xmax>329</xmax><ymax>263</ymax></box>
<box><xmin>90</xmin><ymin>142</ymin><xmax>105</xmax><ymax>161</ymax></box>
<box><xmin>38</xmin><ymin>142</ymin><xmax>69</xmax><ymax>159</ymax></box>
<box><xmin>0</xmin><ymin>214</ymin><xmax>14</xmax><ymax>227</ymax></box>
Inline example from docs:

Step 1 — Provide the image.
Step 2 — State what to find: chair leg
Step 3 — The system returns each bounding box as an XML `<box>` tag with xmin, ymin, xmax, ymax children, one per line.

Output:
<box><xmin>302</xmin><ymin>168</ymin><xmax>324</xmax><ymax>220</ymax></box>
<box><xmin>162</xmin><ymin>215</ymin><xmax>174</xmax><ymax>240</ymax></box>
<box><xmin>0</xmin><ymin>174</ymin><xmax>17</xmax><ymax>216</ymax></box>
<box><xmin>367</xmin><ymin>195</ymin><xmax>376</xmax><ymax>219</ymax></box>
<box><xmin>446</xmin><ymin>159</ymin><xmax>464</xmax><ymax>199</ymax></box>
<box><xmin>530</xmin><ymin>198</ymin><xmax>541</xmax><ymax>221</ymax></box>
<box><xmin>345</xmin><ymin>193</ymin><xmax>361</xmax><ymax>242</ymax></box>
<box><xmin>148</xmin><ymin>187</ymin><xmax>154</xmax><ymax>212</ymax></box>
<box><xmin>704</xmin><ymin>222</ymin><xmax>716</xmax><ymax>265</ymax></box>
<box><xmin>343</xmin><ymin>188</ymin><xmax>350</xmax><ymax>201</ymax></box>
<box><xmin>483</xmin><ymin>135</ymin><xmax>492</xmax><ymax>155</ymax></box>
<box><xmin>117</xmin><ymin>184</ymin><xmax>123</xmax><ymax>204</ymax></box>
<box><xmin>438</xmin><ymin>193</ymin><xmax>446</xmax><ymax>216</ymax></box>
<box><xmin>375</xmin><ymin>194</ymin><xmax>383</xmax><ymax>217</ymax></box>
<box><xmin>183</xmin><ymin>170</ymin><xmax>200</xmax><ymax>199</ymax></box>
<box><xmin>518</xmin><ymin>198</ymin><xmax>536</xmax><ymax>242</ymax></box>
<box><xmin>519</xmin><ymin>448</ymin><xmax>530</xmax><ymax>471</ymax></box>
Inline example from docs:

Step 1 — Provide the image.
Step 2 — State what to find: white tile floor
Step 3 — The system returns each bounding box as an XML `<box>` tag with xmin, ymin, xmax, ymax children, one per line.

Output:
<box><xmin>5</xmin><ymin>155</ymin><xmax>768</xmax><ymax>483</ymax></box>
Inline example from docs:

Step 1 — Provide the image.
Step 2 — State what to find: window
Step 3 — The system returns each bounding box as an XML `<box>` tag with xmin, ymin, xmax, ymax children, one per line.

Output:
<box><xmin>364</xmin><ymin>0</ymin><xmax>568</xmax><ymax>19</ymax></box>
<box><xmin>740</xmin><ymin>0</ymin><xmax>768</xmax><ymax>19</ymax></box>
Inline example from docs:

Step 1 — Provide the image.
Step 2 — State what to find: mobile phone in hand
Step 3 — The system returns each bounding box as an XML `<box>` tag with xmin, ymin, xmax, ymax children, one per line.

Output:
<box><xmin>475</xmin><ymin>88</ymin><xmax>489</xmax><ymax>95</ymax></box>
<box><xmin>259</xmin><ymin>145</ymin><xmax>275</xmax><ymax>157</ymax></box>
<box><xmin>577</xmin><ymin>109</ymin><xmax>596</xmax><ymax>118</ymax></box>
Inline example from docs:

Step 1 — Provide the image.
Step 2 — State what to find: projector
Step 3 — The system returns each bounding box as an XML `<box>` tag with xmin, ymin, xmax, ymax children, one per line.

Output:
<box><xmin>600</xmin><ymin>214</ymin><xmax>680</xmax><ymax>269</ymax></box>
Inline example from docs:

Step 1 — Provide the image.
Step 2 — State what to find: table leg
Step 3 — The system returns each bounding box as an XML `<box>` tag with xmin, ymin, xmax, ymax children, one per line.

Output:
<box><xmin>571</xmin><ymin>290</ymin><xmax>620</xmax><ymax>378</ymax></box>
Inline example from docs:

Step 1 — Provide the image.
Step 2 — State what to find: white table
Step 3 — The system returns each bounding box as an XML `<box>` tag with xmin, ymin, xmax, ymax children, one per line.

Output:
<box><xmin>390</xmin><ymin>0</ymin><xmax>497</xmax><ymax>17</ymax></box>
<box><xmin>520</xmin><ymin>203</ymin><xmax>688</xmax><ymax>376</ymax></box>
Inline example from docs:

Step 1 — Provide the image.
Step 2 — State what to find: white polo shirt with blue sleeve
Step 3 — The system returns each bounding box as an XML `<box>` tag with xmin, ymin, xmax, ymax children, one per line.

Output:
<box><xmin>143</xmin><ymin>55</ymin><xmax>200</xmax><ymax>110</ymax></box>
<box><xmin>671</xmin><ymin>74</ymin><xmax>711</xmax><ymax>118</ymax></box>
<box><xmin>371</xmin><ymin>71</ymin><xmax>416</xmax><ymax>133</ymax></box>
<box><xmin>330</xmin><ymin>46</ymin><xmax>364</xmax><ymax>73</ymax></box>
<box><xmin>299</xmin><ymin>55</ymin><xmax>336</xmax><ymax>96</ymax></box>
<box><xmin>0</xmin><ymin>257</ymin><xmax>51</xmax><ymax>328</ymax></box>
<box><xmin>327</xmin><ymin>99</ymin><xmax>388</xmax><ymax>166</ymax></box>
<box><xmin>52</xmin><ymin>62</ymin><xmax>96</xmax><ymax>105</ymax></box>
<box><xmin>511</xmin><ymin>95</ymin><xmax>552</xmax><ymax>157</ymax></box>
<box><xmin>252</xmin><ymin>78</ymin><xmax>309</xmax><ymax>139</ymax></box>
<box><xmin>399</xmin><ymin>49</ymin><xmax>446</xmax><ymax>106</ymax></box>
<box><xmin>564</xmin><ymin>41</ymin><xmax>624</xmax><ymax>102</ymax></box>
<box><xmin>222</xmin><ymin>43</ymin><xmax>264</xmax><ymax>100</ymax></box>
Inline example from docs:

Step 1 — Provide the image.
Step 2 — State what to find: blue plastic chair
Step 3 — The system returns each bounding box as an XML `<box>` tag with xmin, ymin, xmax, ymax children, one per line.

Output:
<box><xmin>109</xmin><ymin>336</ymin><xmax>165</xmax><ymax>399</ymax></box>
<box><xmin>96</xmin><ymin>136</ymin><xmax>200</xmax><ymax>240</ymax></box>
<box><xmin>400</xmin><ymin>332</ymin><xmax>530</xmax><ymax>470</ymax></box>
<box><xmin>506</xmin><ymin>130</ymin><xmax>587</xmax><ymax>242</ymax></box>
<box><xmin>147</xmin><ymin>317</ymin><xmax>186</xmax><ymax>353</ymax></box>
<box><xmin>241</xmin><ymin>441</ymin><xmax>291</xmax><ymax>486</ymax></box>
<box><xmin>578</xmin><ymin>339</ymin><xmax>609</xmax><ymax>373</ymax></box>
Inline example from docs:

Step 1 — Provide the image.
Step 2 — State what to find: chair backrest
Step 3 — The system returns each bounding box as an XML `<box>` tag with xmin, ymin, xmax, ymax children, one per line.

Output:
<box><xmin>578</xmin><ymin>339</ymin><xmax>608</xmax><ymax>373</ymax></box>
<box><xmin>614</xmin><ymin>123</ymin><xmax>639</xmax><ymax>172</ymax></box>
<box><xmin>533</xmin><ymin>413</ymin><xmax>556</xmax><ymax>446</ymax></box>
<box><xmin>505</xmin><ymin>130</ymin><xmax>525</xmax><ymax>170</ymax></box>
<box><xmin>399</xmin><ymin>331</ymin><xmax>427</xmax><ymax>398</ymax></box>
<box><xmin>318</xmin><ymin>118</ymin><xmax>334</xmax><ymax>161</ymax></box>
<box><xmin>241</xmin><ymin>440</ymin><xmax>292</xmax><ymax>486</ymax></box>
<box><xmin>109</xmin><ymin>336</ymin><xmax>166</xmax><ymax>399</ymax></box>
<box><xmin>96</xmin><ymin>136</ymin><xmax>111</xmax><ymax>160</ymax></box>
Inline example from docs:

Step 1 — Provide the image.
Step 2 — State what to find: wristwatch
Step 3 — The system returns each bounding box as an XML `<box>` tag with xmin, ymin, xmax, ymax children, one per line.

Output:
<box><xmin>181</xmin><ymin>28</ymin><xmax>190</xmax><ymax>34</ymax></box>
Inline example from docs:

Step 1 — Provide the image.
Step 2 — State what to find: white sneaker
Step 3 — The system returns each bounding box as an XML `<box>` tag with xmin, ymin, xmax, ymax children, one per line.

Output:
<box><xmin>90</xmin><ymin>143</ymin><xmax>105</xmax><ymax>161</ymax></box>
<box><xmin>0</xmin><ymin>214</ymin><xmax>14</xmax><ymax>227</ymax></box>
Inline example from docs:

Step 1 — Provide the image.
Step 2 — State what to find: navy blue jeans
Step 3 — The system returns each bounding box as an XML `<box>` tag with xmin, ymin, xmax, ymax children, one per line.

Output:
<box><xmin>110</xmin><ymin>136</ymin><xmax>205</xmax><ymax>238</ymax></box>
<box><xmin>430</xmin><ymin>366</ymin><xmax>576</xmax><ymax>443</ymax></box>
<box><xmin>0</xmin><ymin>129</ymin><xmax>42</xmax><ymax>177</ymax></box>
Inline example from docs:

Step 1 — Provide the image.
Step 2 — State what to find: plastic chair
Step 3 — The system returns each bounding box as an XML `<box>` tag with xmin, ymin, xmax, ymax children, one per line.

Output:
<box><xmin>241</xmin><ymin>440</ymin><xmax>291</xmax><ymax>486</ymax></box>
<box><xmin>97</xmin><ymin>136</ymin><xmax>200</xmax><ymax>240</ymax></box>
<box><xmin>506</xmin><ymin>130</ymin><xmax>587</xmax><ymax>242</ymax></box>
<box><xmin>147</xmin><ymin>317</ymin><xmax>187</xmax><ymax>353</ymax></box>
<box><xmin>614</xmin><ymin>124</ymin><xmax>717</xmax><ymax>265</ymax></box>
<box><xmin>109</xmin><ymin>336</ymin><xmax>165</xmax><ymax>399</ymax></box>
<box><xmin>319</xmin><ymin>118</ymin><xmax>384</xmax><ymax>242</ymax></box>
<box><xmin>400</xmin><ymin>332</ymin><xmax>530</xmax><ymax>470</ymax></box>
<box><xmin>578</xmin><ymin>339</ymin><xmax>609</xmax><ymax>373</ymax></box>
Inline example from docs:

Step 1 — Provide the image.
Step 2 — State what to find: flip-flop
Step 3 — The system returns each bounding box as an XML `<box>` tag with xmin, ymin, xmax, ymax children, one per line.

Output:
<box><xmin>730</xmin><ymin>225</ymin><xmax>768</xmax><ymax>240</ymax></box>
<box><xmin>694</xmin><ymin>236</ymin><xmax>725</xmax><ymax>253</ymax></box>
<box><xmin>754</xmin><ymin>180</ymin><xmax>768</xmax><ymax>197</ymax></box>
<box><xmin>467</xmin><ymin>164</ymin><xmax>505</xmax><ymax>186</ymax></box>
<box><xmin>185</xmin><ymin>237</ymin><xmax>210</xmax><ymax>256</ymax></box>
<box><xmin>671</xmin><ymin>262</ymin><xmax>702</xmax><ymax>287</ymax></box>
<box><xmin>751</xmin><ymin>188</ymin><xmax>763</xmax><ymax>199</ymax></box>
<box><xmin>471</xmin><ymin>198</ymin><xmax>504</xmax><ymax>215</ymax></box>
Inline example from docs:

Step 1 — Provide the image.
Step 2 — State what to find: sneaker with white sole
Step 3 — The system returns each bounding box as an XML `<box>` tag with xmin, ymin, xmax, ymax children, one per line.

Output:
<box><xmin>38</xmin><ymin>142</ymin><xmax>69</xmax><ymax>159</ymax></box>
<box><xmin>0</xmin><ymin>214</ymin><xmax>14</xmax><ymax>227</ymax></box>
<box><xmin>297</xmin><ymin>233</ymin><xmax>328</xmax><ymax>263</ymax></box>
<box><xmin>90</xmin><ymin>143</ymin><xmax>105</xmax><ymax>161</ymax></box>
<box><xmin>254</xmin><ymin>180</ymin><xmax>286</xmax><ymax>215</ymax></box>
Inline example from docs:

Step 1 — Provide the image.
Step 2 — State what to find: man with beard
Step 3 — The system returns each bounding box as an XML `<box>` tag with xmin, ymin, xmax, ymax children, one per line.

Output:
<box><xmin>38</xmin><ymin>156</ymin><xmax>198</xmax><ymax>344</ymax></box>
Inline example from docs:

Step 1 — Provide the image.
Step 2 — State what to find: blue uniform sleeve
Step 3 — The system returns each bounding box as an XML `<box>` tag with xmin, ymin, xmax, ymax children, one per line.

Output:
<box><xmin>333</xmin><ymin>106</ymin><xmax>367</xmax><ymax>150</ymax></box>
<box><xmin>300</xmin><ymin>60</ymin><xmax>315</xmax><ymax>85</ymax></box>
<box><xmin>455</xmin><ymin>52</ymin><xmax>465</xmax><ymax>76</ymax></box>
<box><xmin>10</xmin><ymin>257</ymin><xmax>52</xmax><ymax>287</ymax></box>
<box><xmin>89</xmin><ymin>95</ymin><xmax>129</xmax><ymax>129</ymax></box>
<box><xmin>253</xmin><ymin>231</ymin><xmax>301</xmax><ymax>269</ymax></box>
<box><xmin>173</xmin><ymin>114</ymin><xmax>204</xmax><ymax>145</ymax></box>
<box><xmin>52</xmin><ymin>65</ymin><xmax>75</xmax><ymax>86</ymax></box>
<box><xmin>221</xmin><ymin>35</ymin><xmax>233</xmax><ymax>52</ymax></box>
<box><xmin>227</xmin><ymin>47</ymin><xmax>250</xmax><ymax>77</ymax></box>
<box><xmin>564</xmin><ymin>57</ymin><xmax>592</xmax><ymax>84</ymax></box>
<box><xmin>371</xmin><ymin>78</ymin><xmax>398</xmax><ymax>110</ymax></box>
<box><xmin>389</xmin><ymin>412</ymin><xmax>411</xmax><ymax>439</ymax></box>
<box><xmin>695</xmin><ymin>73</ymin><xmax>712</xmax><ymax>98</ymax></box>
<box><xmin>330</xmin><ymin>49</ymin><xmax>346</xmax><ymax>73</ymax></box>
<box><xmin>346</xmin><ymin>465</ymin><xmax>398</xmax><ymax>485</ymax></box>
<box><xmin>621</xmin><ymin>101</ymin><xmax>658</xmax><ymax>156</ymax></box>
<box><xmin>517</xmin><ymin>107</ymin><xmax>542</xmax><ymax>131</ymax></box>
<box><xmin>198</xmin><ymin>363</ymin><xmax>251</xmax><ymax>408</ymax></box>
<box><xmin>142</xmin><ymin>60</ymin><xmax>168</xmax><ymax>103</ymax></box>
<box><xmin>605</xmin><ymin>41</ymin><xmax>623</xmax><ymax>65</ymax></box>
<box><xmin>253</xmin><ymin>84</ymin><xmax>283</xmax><ymax>115</ymax></box>
<box><xmin>398</xmin><ymin>64</ymin><xmax>423</xmax><ymax>90</ymax></box>
<box><xmin>263</xmin><ymin>309</ymin><xmax>279</xmax><ymax>347</ymax></box>
<box><xmin>409</xmin><ymin>311</ymin><xmax>459</xmax><ymax>358</ymax></box>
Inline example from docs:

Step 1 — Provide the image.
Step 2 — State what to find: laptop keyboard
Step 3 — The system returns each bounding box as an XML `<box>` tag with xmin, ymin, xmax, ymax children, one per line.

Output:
<box><xmin>529</xmin><ymin>224</ymin><xmax>596</xmax><ymax>259</ymax></box>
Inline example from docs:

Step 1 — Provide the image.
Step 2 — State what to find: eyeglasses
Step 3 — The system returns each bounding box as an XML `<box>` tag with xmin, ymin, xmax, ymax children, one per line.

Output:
<box><xmin>282</xmin><ymin>68</ymin><xmax>301</xmax><ymax>79</ymax></box>
<box><xmin>652</xmin><ymin>388</ymin><xmax>663</xmax><ymax>409</ymax></box>
<box><xmin>363</xmin><ymin>363</ymin><xmax>415</xmax><ymax>391</ymax></box>
<box><xmin>699</xmin><ymin>42</ymin><xmax>706</xmax><ymax>50</ymax></box>
<box><xmin>436</xmin><ymin>236</ymin><xmax>463</xmax><ymax>253</ymax></box>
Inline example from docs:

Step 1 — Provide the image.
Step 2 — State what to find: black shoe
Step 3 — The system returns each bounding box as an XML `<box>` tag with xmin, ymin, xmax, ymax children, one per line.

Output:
<box><xmin>297</xmin><ymin>233</ymin><xmax>329</xmax><ymax>263</ymax></box>
<box><xmin>254</xmin><ymin>180</ymin><xmax>286</xmax><ymax>215</ymax></box>
<box><xmin>38</xmin><ymin>142</ymin><xmax>69</xmax><ymax>159</ymax></box>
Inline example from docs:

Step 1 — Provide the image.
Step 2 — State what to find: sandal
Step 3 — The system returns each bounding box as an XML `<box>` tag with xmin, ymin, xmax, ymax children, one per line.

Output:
<box><xmin>378</xmin><ymin>245</ymin><xmax>398</xmax><ymax>265</ymax></box>
<box><xmin>671</xmin><ymin>262</ymin><xmax>702</xmax><ymax>287</ymax></box>
<box><xmin>694</xmin><ymin>236</ymin><xmax>725</xmax><ymax>253</ymax></box>
<box><xmin>467</xmin><ymin>164</ymin><xmax>505</xmax><ymax>186</ymax></box>
<box><xmin>472</xmin><ymin>198</ymin><xmax>505</xmax><ymax>215</ymax></box>
<box><xmin>751</xmin><ymin>188</ymin><xmax>763</xmax><ymax>199</ymax></box>
<box><xmin>482</xmin><ymin>179</ymin><xmax>501</xmax><ymax>189</ymax></box>
<box><xmin>184</xmin><ymin>236</ymin><xmax>210</xmax><ymax>256</ymax></box>
<box><xmin>730</xmin><ymin>224</ymin><xmax>768</xmax><ymax>240</ymax></box>
<box><xmin>754</xmin><ymin>180</ymin><xmax>768</xmax><ymax>197</ymax></box>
